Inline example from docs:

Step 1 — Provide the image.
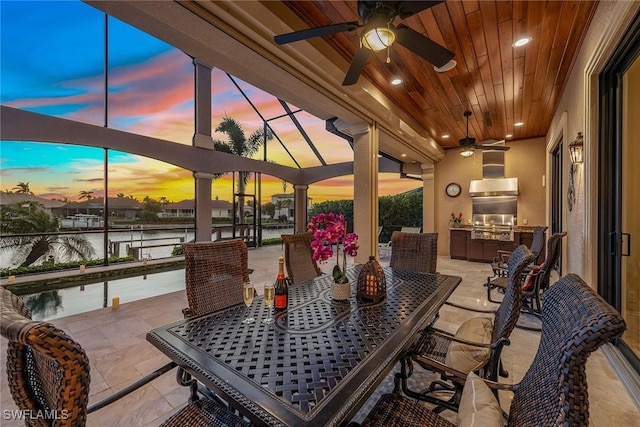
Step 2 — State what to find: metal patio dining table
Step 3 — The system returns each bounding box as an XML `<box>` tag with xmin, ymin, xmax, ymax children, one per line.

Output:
<box><xmin>146</xmin><ymin>266</ymin><xmax>461</xmax><ymax>426</ymax></box>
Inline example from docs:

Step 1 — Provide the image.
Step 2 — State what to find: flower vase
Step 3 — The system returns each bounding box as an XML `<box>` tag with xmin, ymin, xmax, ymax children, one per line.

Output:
<box><xmin>331</xmin><ymin>281</ymin><xmax>351</xmax><ymax>301</ymax></box>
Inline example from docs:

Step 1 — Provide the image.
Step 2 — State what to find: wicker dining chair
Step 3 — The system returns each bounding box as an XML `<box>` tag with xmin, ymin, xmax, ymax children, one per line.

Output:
<box><xmin>487</xmin><ymin>232</ymin><xmax>567</xmax><ymax>316</ymax></box>
<box><xmin>0</xmin><ymin>287</ymin><xmax>249</xmax><ymax>427</ymax></box>
<box><xmin>389</xmin><ymin>232</ymin><xmax>438</xmax><ymax>274</ymax></box>
<box><xmin>397</xmin><ymin>245</ymin><xmax>536</xmax><ymax>412</ymax></box>
<box><xmin>282</xmin><ymin>232</ymin><xmax>322</xmax><ymax>285</ymax></box>
<box><xmin>349</xmin><ymin>273</ymin><xmax>626</xmax><ymax>427</ymax></box>
<box><xmin>490</xmin><ymin>226</ymin><xmax>547</xmax><ymax>277</ymax></box>
<box><xmin>182</xmin><ymin>239</ymin><xmax>250</xmax><ymax>317</ymax></box>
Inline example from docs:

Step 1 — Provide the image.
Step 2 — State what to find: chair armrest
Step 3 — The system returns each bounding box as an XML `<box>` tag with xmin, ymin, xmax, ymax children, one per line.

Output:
<box><xmin>88</xmin><ymin>361</ymin><xmax>177</xmax><ymax>413</ymax></box>
<box><xmin>427</xmin><ymin>327</ymin><xmax>511</xmax><ymax>350</ymax></box>
<box><xmin>425</xmin><ymin>326</ymin><xmax>455</xmax><ymax>337</ymax></box>
<box><xmin>445</xmin><ymin>300</ymin><xmax>498</xmax><ymax>314</ymax></box>
<box><xmin>470</xmin><ymin>376</ymin><xmax>516</xmax><ymax>392</ymax></box>
<box><xmin>491</xmin><ymin>250</ymin><xmax>512</xmax><ymax>264</ymax></box>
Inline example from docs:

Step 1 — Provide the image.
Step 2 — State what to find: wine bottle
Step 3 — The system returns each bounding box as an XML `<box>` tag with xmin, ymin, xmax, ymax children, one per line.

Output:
<box><xmin>274</xmin><ymin>256</ymin><xmax>288</xmax><ymax>311</ymax></box>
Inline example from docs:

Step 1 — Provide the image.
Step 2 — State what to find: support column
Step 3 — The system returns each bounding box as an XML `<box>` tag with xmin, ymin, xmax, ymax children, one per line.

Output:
<box><xmin>421</xmin><ymin>162</ymin><xmax>436</xmax><ymax>233</ymax></box>
<box><xmin>193</xmin><ymin>59</ymin><xmax>214</xmax><ymax>242</ymax></box>
<box><xmin>353</xmin><ymin>122</ymin><xmax>379</xmax><ymax>263</ymax></box>
<box><xmin>193</xmin><ymin>59</ymin><xmax>214</xmax><ymax>148</ymax></box>
<box><xmin>293</xmin><ymin>184</ymin><xmax>309</xmax><ymax>233</ymax></box>
<box><xmin>194</xmin><ymin>172</ymin><xmax>215</xmax><ymax>241</ymax></box>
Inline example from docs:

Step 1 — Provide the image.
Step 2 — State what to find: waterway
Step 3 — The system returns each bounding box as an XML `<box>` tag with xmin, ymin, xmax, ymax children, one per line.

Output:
<box><xmin>0</xmin><ymin>225</ymin><xmax>293</xmax><ymax>269</ymax></box>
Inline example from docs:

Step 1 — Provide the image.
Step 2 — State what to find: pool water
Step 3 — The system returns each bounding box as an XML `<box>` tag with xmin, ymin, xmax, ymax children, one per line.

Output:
<box><xmin>23</xmin><ymin>269</ymin><xmax>186</xmax><ymax>321</ymax></box>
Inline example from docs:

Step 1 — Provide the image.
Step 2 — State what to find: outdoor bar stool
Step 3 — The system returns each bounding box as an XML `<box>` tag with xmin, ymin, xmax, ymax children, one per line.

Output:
<box><xmin>349</xmin><ymin>273</ymin><xmax>626</xmax><ymax>427</ymax></box>
<box><xmin>282</xmin><ymin>232</ymin><xmax>322</xmax><ymax>285</ymax></box>
<box><xmin>389</xmin><ymin>231</ymin><xmax>438</xmax><ymax>273</ymax></box>
<box><xmin>0</xmin><ymin>287</ymin><xmax>249</xmax><ymax>427</ymax></box>
<box><xmin>397</xmin><ymin>245</ymin><xmax>535</xmax><ymax>413</ymax></box>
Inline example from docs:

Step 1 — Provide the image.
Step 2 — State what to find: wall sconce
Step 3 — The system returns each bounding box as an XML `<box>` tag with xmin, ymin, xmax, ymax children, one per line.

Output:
<box><xmin>569</xmin><ymin>132</ymin><xmax>584</xmax><ymax>165</ymax></box>
<box><xmin>567</xmin><ymin>132</ymin><xmax>583</xmax><ymax>212</ymax></box>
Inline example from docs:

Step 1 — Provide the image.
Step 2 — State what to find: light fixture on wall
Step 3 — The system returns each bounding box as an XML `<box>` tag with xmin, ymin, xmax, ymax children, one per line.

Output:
<box><xmin>567</xmin><ymin>132</ymin><xmax>583</xmax><ymax>212</ymax></box>
<box><xmin>569</xmin><ymin>132</ymin><xmax>584</xmax><ymax>164</ymax></box>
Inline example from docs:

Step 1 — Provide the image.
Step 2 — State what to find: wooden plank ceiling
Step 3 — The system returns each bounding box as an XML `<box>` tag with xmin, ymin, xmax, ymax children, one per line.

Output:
<box><xmin>278</xmin><ymin>0</ymin><xmax>598</xmax><ymax>150</ymax></box>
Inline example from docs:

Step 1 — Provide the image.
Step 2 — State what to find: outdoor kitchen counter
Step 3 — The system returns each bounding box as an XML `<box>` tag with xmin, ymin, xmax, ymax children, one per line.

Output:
<box><xmin>450</xmin><ymin>228</ymin><xmax>545</xmax><ymax>263</ymax></box>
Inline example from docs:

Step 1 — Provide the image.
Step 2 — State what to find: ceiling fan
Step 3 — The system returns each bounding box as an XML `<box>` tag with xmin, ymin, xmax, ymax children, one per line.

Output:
<box><xmin>459</xmin><ymin>110</ymin><xmax>510</xmax><ymax>157</ymax></box>
<box><xmin>274</xmin><ymin>1</ymin><xmax>455</xmax><ymax>86</ymax></box>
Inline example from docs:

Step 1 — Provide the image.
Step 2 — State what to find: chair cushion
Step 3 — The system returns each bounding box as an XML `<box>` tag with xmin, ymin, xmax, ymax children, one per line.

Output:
<box><xmin>445</xmin><ymin>317</ymin><xmax>493</xmax><ymax>373</ymax></box>
<box><xmin>458</xmin><ymin>372</ymin><xmax>503</xmax><ymax>427</ymax></box>
<box><xmin>523</xmin><ymin>264</ymin><xmax>543</xmax><ymax>291</ymax></box>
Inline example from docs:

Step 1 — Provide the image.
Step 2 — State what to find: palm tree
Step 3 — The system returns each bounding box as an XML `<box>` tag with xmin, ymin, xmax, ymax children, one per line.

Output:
<box><xmin>78</xmin><ymin>190</ymin><xmax>94</xmax><ymax>200</ymax></box>
<box><xmin>12</xmin><ymin>182</ymin><xmax>33</xmax><ymax>194</ymax></box>
<box><xmin>213</xmin><ymin>117</ymin><xmax>273</xmax><ymax>221</ymax></box>
<box><xmin>0</xmin><ymin>202</ymin><xmax>95</xmax><ymax>267</ymax></box>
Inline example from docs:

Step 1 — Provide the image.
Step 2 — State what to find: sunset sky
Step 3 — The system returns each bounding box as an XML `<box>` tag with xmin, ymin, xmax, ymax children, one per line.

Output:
<box><xmin>0</xmin><ymin>0</ymin><xmax>420</xmax><ymax>204</ymax></box>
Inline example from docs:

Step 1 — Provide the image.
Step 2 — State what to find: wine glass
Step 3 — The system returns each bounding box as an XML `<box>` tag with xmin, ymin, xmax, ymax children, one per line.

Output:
<box><xmin>262</xmin><ymin>283</ymin><xmax>275</xmax><ymax>324</ymax></box>
<box><xmin>242</xmin><ymin>282</ymin><xmax>255</xmax><ymax>324</ymax></box>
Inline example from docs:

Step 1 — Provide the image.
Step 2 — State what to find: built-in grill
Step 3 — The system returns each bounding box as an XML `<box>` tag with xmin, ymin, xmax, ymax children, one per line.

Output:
<box><xmin>469</xmin><ymin>143</ymin><xmax>517</xmax><ymax>241</ymax></box>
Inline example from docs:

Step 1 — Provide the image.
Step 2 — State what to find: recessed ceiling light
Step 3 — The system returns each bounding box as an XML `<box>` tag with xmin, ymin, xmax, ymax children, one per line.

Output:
<box><xmin>390</xmin><ymin>77</ymin><xmax>402</xmax><ymax>85</ymax></box>
<box><xmin>401</xmin><ymin>154</ymin><xmax>407</xmax><ymax>157</ymax></box>
<box><xmin>442</xmin><ymin>134</ymin><xmax>450</xmax><ymax>139</ymax></box>
<box><xmin>434</xmin><ymin>59</ymin><xmax>457</xmax><ymax>73</ymax></box>
<box><xmin>514</xmin><ymin>122</ymin><xmax>524</xmax><ymax>127</ymax></box>
<box><xmin>513</xmin><ymin>37</ymin><xmax>532</xmax><ymax>47</ymax></box>
<box><xmin>506</xmin><ymin>134</ymin><xmax>513</xmax><ymax>138</ymax></box>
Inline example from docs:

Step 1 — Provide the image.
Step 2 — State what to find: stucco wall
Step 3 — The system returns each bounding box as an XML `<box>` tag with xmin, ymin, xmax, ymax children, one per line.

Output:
<box><xmin>546</xmin><ymin>0</ymin><xmax>640</xmax><ymax>282</ymax></box>
<box><xmin>434</xmin><ymin>137</ymin><xmax>546</xmax><ymax>256</ymax></box>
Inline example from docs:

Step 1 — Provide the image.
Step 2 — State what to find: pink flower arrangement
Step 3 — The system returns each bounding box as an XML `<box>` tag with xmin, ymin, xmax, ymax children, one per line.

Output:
<box><xmin>308</xmin><ymin>212</ymin><xmax>359</xmax><ymax>284</ymax></box>
<box><xmin>450</xmin><ymin>212</ymin><xmax>463</xmax><ymax>227</ymax></box>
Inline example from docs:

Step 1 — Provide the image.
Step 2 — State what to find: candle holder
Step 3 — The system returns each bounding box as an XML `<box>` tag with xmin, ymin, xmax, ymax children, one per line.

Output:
<box><xmin>357</xmin><ymin>256</ymin><xmax>386</xmax><ymax>303</ymax></box>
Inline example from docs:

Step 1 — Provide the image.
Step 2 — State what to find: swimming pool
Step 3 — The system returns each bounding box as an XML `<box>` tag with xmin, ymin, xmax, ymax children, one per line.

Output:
<box><xmin>22</xmin><ymin>269</ymin><xmax>186</xmax><ymax>321</ymax></box>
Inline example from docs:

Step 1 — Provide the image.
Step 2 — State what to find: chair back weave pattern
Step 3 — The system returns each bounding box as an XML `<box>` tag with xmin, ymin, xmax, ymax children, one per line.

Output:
<box><xmin>1</xmin><ymin>287</ymin><xmax>91</xmax><ymax>427</ymax></box>
<box><xmin>389</xmin><ymin>232</ymin><xmax>438</xmax><ymax>273</ymax></box>
<box><xmin>182</xmin><ymin>239</ymin><xmax>249</xmax><ymax>317</ymax></box>
<box><xmin>534</xmin><ymin>231</ymin><xmax>567</xmax><ymax>292</ymax></box>
<box><xmin>485</xmin><ymin>245</ymin><xmax>536</xmax><ymax>376</ymax></box>
<box><xmin>529</xmin><ymin>226</ymin><xmax>548</xmax><ymax>262</ymax></box>
<box><xmin>282</xmin><ymin>233</ymin><xmax>322</xmax><ymax>285</ymax></box>
<box><xmin>509</xmin><ymin>274</ymin><xmax>626</xmax><ymax>426</ymax></box>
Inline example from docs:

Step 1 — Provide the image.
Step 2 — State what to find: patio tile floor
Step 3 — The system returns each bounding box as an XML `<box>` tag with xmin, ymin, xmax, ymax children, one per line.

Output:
<box><xmin>1</xmin><ymin>244</ymin><xmax>637</xmax><ymax>426</ymax></box>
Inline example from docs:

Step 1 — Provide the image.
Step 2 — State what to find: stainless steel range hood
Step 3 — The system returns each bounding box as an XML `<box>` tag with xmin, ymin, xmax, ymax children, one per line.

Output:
<box><xmin>469</xmin><ymin>140</ymin><xmax>518</xmax><ymax>196</ymax></box>
<box><xmin>469</xmin><ymin>177</ymin><xmax>519</xmax><ymax>196</ymax></box>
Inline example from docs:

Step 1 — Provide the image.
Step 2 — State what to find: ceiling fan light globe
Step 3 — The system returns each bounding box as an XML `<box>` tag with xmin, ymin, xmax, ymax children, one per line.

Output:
<box><xmin>460</xmin><ymin>149</ymin><xmax>474</xmax><ymax>158</ymax></box>
<box><xmin>362</xmin><ymin>27</ymin><xmax>396</xmax><ymax>51</ymax></box>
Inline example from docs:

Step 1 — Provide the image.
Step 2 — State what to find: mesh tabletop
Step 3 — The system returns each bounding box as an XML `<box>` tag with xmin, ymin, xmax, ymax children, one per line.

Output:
<box><xmin>147</xmin><ymin>267</ymin><xmax>461</xmax><ymax>427</ymax></box>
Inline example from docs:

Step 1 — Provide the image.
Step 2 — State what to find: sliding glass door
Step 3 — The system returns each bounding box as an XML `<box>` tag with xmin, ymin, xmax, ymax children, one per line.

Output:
<box><xmin>599</xmin><ymin>12</ymin><xmax>640</xmax><ymax>370</ymax></box>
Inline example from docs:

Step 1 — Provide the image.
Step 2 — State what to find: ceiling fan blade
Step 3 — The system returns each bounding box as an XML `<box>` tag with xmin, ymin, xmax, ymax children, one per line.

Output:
<box><xmin>397</xmin><ymin>1</ymin><xmax>445</xmax><ymax>19</ymax></box>
<box><xmin>480</xmin><ymin>145</ymin><xmax>510</xmax><ymax>151</ymax></box>
<box><xmin>396</xmin><ymin>24</ymin><xmax>454</xmax><ymax>67</ymax></box>
<box><xmin>274</xmin><ymin>22</ymin><xmax>359</xmax><ymax>45</ymax></box>
<box><xmin>342</xmin><ymin>48</ymin><xmax>371</xmax><ymax>86</ymax></box>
